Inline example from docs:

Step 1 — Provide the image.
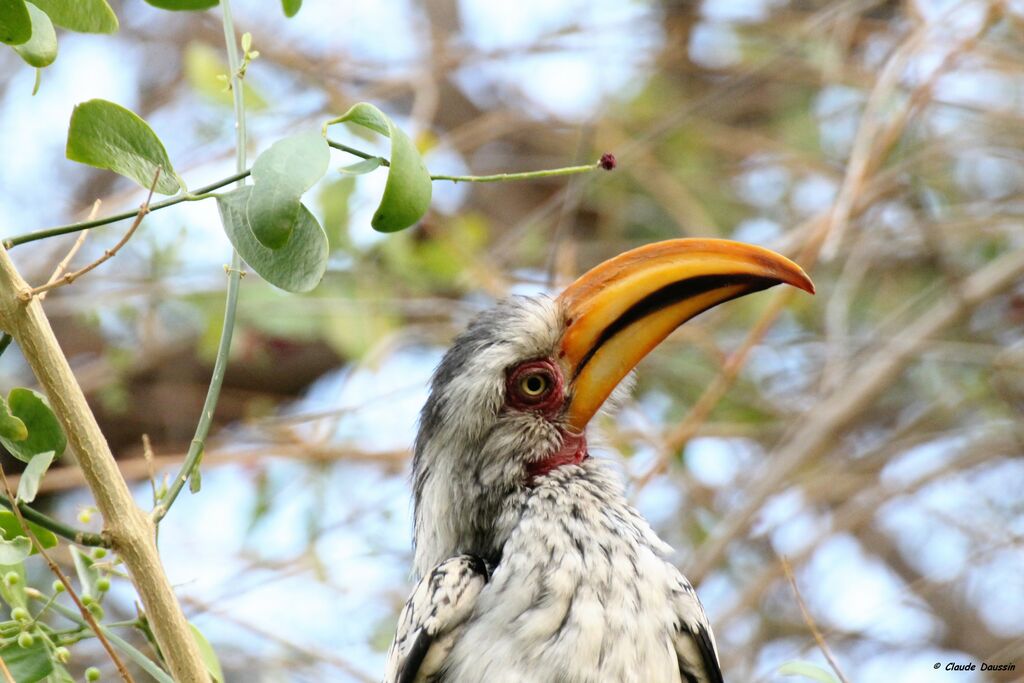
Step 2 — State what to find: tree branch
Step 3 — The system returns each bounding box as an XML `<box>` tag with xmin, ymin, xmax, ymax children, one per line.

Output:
<box><xmin>687</xmin><ymin>246</ymin><xmax>1024</xmax><ymax>582</ymax></box>
<box><xmin>0</xmin><ymin>248</ymin><xmax>208</xmax><ymax>680</ymax></box>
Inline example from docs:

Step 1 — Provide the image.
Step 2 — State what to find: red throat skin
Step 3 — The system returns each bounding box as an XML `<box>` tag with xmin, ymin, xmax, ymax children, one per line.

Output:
<box><xmin>526</xmin><ymin>430</ymin><xmax>588</xmax><ymax>484</ymax></box>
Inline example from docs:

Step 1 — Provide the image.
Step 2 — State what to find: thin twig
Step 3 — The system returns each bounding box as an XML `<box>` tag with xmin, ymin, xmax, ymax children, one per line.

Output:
<box><xmin>543</xmin><ymin>127</ymin><xmax>591</xmax><ymax>289</ymax></box>
<box><xmin>3</xmin><ymin>135</ymin><xmax>604</xmax><ymax>252</ymax></box>
<box><xmin>326</xmin><ymin>139</ymin><xmax>383</xmax><ymax>162</ymax></box>
<box><xmin>142</xmin><ymin>433</ymin><xmax>160</xmax><ymax>507</ymax></box>
<box><xmin>780</xmin><ymin>556</ymin><xmax>852</xmax><ymax>683</ymax></box>
<box><xmin>0</xmin><ymin>464</ymin><xmax>135</xmax><ymax>683</ymax></box>
<box><xmin>7</xmin><ymin>444</ymin><xmax>408</xmax><ymax>497</ymax></box>
<box><xmin>428</xmin><ymin>162</ymin><xmax>603</xmax><ymax>183</ymax></box>
<box><xmin>3</xmin><ymin>169</ymin><xmax>250</xmax><ymax>250</ymax></box>
<box><xmin>39</xmin><ymin>231</ymin><xmax>89</xmax><ymax>301</ymax></box>
<box><xmin>153</xmin><ymin>1</ymin><xmax>248</xmax><ymax>528</ymax></box>
<box><xmin>38</xmin><ymin>201</ymin><xmax>97</xmax><ymax>302</ymax></box>
<box><xmin>20</xmin><ymin>171</ymin><xmax>160</xmax><ymax>301</ymax></box>
<box><xmin>325</xmin><ymin>138</ymin><xmax>606</xmax><ymax>183</ymax></box>
<box><xmin>0</xmin><ymin>494</ymin><xmax>108</xmax><ymax>547</ymax></box>
<box><xmin>0</xmin><ymin>653</ymin><xmax>15</xmax><ymax>683</ymax></box>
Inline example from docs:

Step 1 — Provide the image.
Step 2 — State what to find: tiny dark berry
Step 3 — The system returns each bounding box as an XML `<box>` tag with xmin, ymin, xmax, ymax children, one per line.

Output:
<box><xmin>599</xmin><ymin>153</ymin><xmax>617</xmax><ymax>170</ymax></box>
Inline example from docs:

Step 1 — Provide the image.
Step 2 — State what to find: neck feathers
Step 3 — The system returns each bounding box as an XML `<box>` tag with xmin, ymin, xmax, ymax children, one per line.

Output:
<box><xmin>411</xmin><ymin>438</ymin><xmax>518</xmax><ymax>577</ymax></box>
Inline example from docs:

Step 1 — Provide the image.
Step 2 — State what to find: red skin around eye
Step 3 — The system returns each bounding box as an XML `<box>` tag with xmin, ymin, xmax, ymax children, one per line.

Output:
<box><xmin>505</xmin><ymin>359</ymin><xmax>589</xmax><ymax>483</ymax></box>
<box><xmin>505</xmin><ymin>359</ymin><xmax>564</xmax><ymax>416</ymax></box>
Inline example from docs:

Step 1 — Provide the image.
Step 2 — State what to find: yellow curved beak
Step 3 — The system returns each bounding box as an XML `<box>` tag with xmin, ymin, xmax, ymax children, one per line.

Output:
<box><xmin>556</xmin><ymin>238</ymin><xmax>814</xmax><ymax>431</ymax></box>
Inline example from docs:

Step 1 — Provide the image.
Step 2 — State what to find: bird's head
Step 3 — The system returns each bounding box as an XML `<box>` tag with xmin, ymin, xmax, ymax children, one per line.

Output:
<box><xmin>411</xmin><ymin>238</ymin><xmax>814</xmax><ymax>573</ymax></box>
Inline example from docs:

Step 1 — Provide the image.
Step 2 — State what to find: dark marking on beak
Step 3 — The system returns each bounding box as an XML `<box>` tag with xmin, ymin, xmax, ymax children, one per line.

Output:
<box><xmin>571</xmin><ymin>274</ymin><xmax>775</xmax><ymax>380</ymax></box>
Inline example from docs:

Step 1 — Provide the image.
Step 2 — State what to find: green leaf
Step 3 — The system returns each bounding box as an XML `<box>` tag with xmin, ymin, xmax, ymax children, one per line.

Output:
<box><xmin>189</xmin><ymin>623</ymin><xmax>224</xmax><ymax>683</ymax></box>
<box><xmin>44</xmin><ymin>663</ymin><xmax>75</xmax><ymax>683</ymax></box>
<box><xmin>0</xmin><ymin>397</ymin><xmax>28</xmax><ymax>442</ymax></box>
<box><xmin>0</xmin><ymin>0</ymin><xmax>31</xmax><ymax>45</ymax></box>
<box><xmin>144</xmin><ymin>0</ymin><xmax>218</xmax><ymax>9</ymax></box>
<box><xmin>0</xmin><ymin>563</ymin><xmax>26</xmax><ymax>608</ymax></box>
<box><xmin>0</xmin><ymin>536</ymin><xmax>31</xmax><ymax>564</ymax></box>
<box><xmin>29</xmin><ymin>0</ymin><xmax>117</xmax><ymax>33</ymax></box>
<box><xmin>66</xmin><ymin>99</ymin><xmax>181</xmax><ymax>195</ymax></box>
<box><xmin>778</xmin><ymin>661</ymin><xmax>841</xmax><ymax>683</ymax></box>
<box><xmin>338</xmin><ymin>157</ymin><xmax>383</xmax><ymax>176</ymax></box>
<box><xmin>0</xmin><ymin>388</ymin><xmax>66</xmax><ymax>464</ymax></box>
<box><xmin>12</xmin><ymin>2</ymin><xmax>55</xmax><ymax>66</ymax></box>
<box><xmin>246</xmin><ymin>130</ymin><xmax>330</xmax><ymax>249</ymax></box>
<box><xmin>182</xmin><ymin>42</ymin><xmax>266</xmax><ymax>110</ymax></box>
<box><xmin>281</xmin><ymin>0</ymin><xmax>301</xmax><ymax>17</ymax></box>
<box><xmin>0</xmin><ymin>511</ymin><xmax>58</xmax><ymax>553</ymax></box>
<box><xmin>0</xmin><ymin>630</ymin><xmax>52</xmax><ymax>683</ymax></box>
<box><xmin>98</xmin><ymin>619</ymin><xmax>173</xmax><ymax>683</ymax></box>
<box><xmin>70</xmin><ymin>546</ymin><xmax>99</xmax><ymax>598</ymax></box>
<box><xmin>101</xmin><ymin>626</ymin><xmax>175</xmax><ymax>683</ymax></box>
<box><xmin>252</xmin><ymin>131</ymin><xmax>329</xmax><ymax>194</ymax></box>
<box><xmin>319</xmin><ymin>176</ymin><xmax>355</xmax><ymax>250</ymax></box>
<box><xmin>17</xmin><ymin>451</ymin><xmax>54</xmax><ymax>504</ymax></box>
<box><xmin>326</xmin><ymin>102</ymin><xmax>432</xmax><ymax>233</ymax></box>
<box><xmin>217</xmin><ymin>187</ymin><xmax>328</xmax><ymax>293</ymax></box>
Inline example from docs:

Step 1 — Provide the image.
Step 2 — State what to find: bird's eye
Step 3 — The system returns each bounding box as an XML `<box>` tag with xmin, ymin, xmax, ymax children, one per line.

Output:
<box><xmin>519</xmin><ymin>372</ymin><xmax>550</xmax><ymax>398</ymax></box>
<box><xmin>506</xmin><ymin>360</ymin><xmax>561</xmax><ymax>410</ymax></box>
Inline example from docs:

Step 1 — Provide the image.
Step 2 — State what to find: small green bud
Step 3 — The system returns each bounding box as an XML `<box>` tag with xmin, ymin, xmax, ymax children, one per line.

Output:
<box><xmin>95</xmin><ymin>578</ymin><xmax>110</xmax><ymax>592</ymax></box>
<box><xmin>241</xmin><ymin>32</ymin><xmax>252</xmax><ymax>52</ymax></box>
<box><xmin>81</xmin><ymin>595</ymin><xmax>94</xmax><ymax>606</ymax></box>
<box><xmin>17</xmin><ymin>632</ymin><xmax>33</xmax><ymax>648</ymax></box>
<box><xmin>87</xmin><ymin>603</ymin><xmax>104</xmax><ymax>620</ymax></box>
<box><xmin>85</xmin><ymin>667</ymin><xmax>101</xmax><ymax>681</ymax></box>
<box><xmin>55</xmin><ymin>646</ymin><xmax>70</xmax><ymax>663</ymax></box>
<box><xmin>91</xmin><ymin>548</ymin><xmax>107</xmax><ymax>560</ymax></box>
<box><xmin>52</xmin><ymin>580</ymin><xmax>65</xmax><ymax>593</ymax></box>
<box><xmin>10</xmin><ymin>607</ymin><xmax>29</xmax><ymax>622</ymax></box>
<box><xmin>77</xmin><ymin>508</ymin><xmax>92</xmax><ymax>524</ymax></box>
<box><xmin>4</xmin><ymin>572</ymin><xmax>20</xmax><ymax>587</ymax></box>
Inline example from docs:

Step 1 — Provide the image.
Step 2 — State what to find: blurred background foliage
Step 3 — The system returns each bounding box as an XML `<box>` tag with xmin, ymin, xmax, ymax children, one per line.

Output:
<box><xmin>1</xmin><ymin>0</ymin><xmax>1023</xmax><ymax>681</ymax></box>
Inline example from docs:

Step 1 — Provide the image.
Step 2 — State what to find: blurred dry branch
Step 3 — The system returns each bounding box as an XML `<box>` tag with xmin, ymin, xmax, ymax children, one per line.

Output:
<box><xmin>780</xmin><ymin>555</ymin><xmax>852</xmax><ymax>683</ymax></box>
<box><xmin>1</xmin><ymin>0</ymin><xmax>1023</xmax><ymax>680</ymax></box>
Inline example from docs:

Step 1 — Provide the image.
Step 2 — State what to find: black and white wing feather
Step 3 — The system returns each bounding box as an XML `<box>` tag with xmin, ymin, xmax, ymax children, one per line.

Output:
<box><xmin>671</xmin><ymin>572</ymin><xmax>724</xmax><ymax>683</ymax></box>
<box><xmin>383</xmin><ymin>555</ymin><xmax>489</xmax><ymax>683</ymax></box>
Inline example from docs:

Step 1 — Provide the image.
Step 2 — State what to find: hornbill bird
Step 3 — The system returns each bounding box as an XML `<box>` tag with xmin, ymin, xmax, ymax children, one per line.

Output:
<box><xmin>384</xmin><ymin>239</ymin><xmax>814</xmax><ymax>683</ymax></box>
